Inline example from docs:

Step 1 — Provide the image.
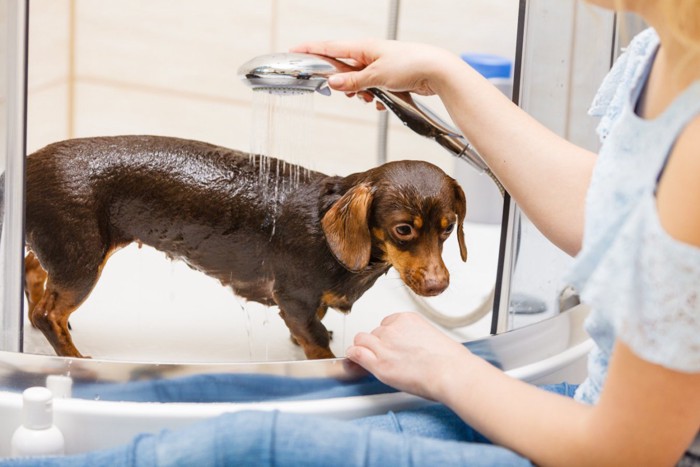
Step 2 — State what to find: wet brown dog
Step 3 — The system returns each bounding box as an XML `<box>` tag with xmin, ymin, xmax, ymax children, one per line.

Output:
<box><xmin>20</xmin><ymin>135</ymin><xmax>467</xmax><ymax>359</ymax></box>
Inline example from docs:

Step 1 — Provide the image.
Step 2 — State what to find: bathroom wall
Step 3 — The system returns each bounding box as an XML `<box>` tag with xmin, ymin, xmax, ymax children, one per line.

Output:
<box><xmin>26</xmin><ymin>0</ymin><xmax>519</xmax><ymax>176</ymax></box>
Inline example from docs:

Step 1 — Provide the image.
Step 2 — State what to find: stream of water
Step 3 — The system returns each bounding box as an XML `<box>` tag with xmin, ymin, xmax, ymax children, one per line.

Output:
<box><xmin>249</xmin><ymin>90</ymin><xmax>316</xmax><ymax>196</ymax></box>
<box><xmin>246</xmin><ymin>89</ymin><xmax>341</xmax><ymax>361</ymax></box>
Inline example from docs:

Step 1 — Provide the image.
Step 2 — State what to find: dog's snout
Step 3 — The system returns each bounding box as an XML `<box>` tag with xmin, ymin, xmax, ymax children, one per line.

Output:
<box><xmin>420</xmin><ymin>275</ymin><xmax>449</xmax><ymax>296</ymax></box>
<box><xmin>402</xmin><ymin>265</ymin><xmax>449</xmax><ymax>297</ymax></box>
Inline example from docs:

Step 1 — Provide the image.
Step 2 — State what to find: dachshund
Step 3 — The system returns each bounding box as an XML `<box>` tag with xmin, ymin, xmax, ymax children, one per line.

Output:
<box><xmin>16</xmin><ymin>135</ymin><xmax>467</xmax><ymax>359</ymax></box>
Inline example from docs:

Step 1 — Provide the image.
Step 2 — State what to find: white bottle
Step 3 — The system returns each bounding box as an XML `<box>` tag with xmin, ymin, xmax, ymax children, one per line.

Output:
<box><xmin>11</xmin><ymin>386</ymin><xmax>65</xmax><ymax>457</ymax></box>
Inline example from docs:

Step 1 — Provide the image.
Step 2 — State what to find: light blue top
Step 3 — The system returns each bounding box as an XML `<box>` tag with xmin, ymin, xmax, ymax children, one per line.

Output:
<box><xmin>567</xmin><ymin>27</ymin><xmax>700</xmax><ymax>408</ymax></box>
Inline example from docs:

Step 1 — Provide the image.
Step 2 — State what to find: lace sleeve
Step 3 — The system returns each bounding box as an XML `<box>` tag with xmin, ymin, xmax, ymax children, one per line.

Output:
<box><xmin>607</xmin><ymin>196</ymin><xmax>700</xmax><ymax>372</ymax></box>
<box><xmin>588</xmin><ymin>28</ymin><xmax>658</xmax><ymax>142</ymax></box>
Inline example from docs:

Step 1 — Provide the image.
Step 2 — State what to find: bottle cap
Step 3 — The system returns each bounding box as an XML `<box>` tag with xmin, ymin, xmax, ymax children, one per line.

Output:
<box><xmin>460</xmin><ymin>53</ymin><xmax>512</xmax><ymax>79</ymax></box>
<box><xmin>22</xmin><ymin>387</ymin><xmax>54</xmax><ymax>430</ymax></box>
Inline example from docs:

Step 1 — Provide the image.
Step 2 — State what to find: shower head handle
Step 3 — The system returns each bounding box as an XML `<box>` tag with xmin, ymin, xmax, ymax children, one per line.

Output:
<box><xmin>368</xmin><ymin>88</ymin><xmax>490</xmax><ymax>173</ymax></box>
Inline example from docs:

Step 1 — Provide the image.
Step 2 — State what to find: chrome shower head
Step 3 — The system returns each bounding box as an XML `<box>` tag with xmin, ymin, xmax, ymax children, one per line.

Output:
<box><xmin>238</xmin><ymin>53</ymin><xmax>354</xmax><ymax>96</ymax></box>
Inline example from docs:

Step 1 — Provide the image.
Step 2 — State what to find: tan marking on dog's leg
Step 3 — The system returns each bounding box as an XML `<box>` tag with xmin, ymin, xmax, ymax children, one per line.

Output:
<box><xmin>31</xmin><ymin>283</ymin><xmax>85</xmax><ymax>358</ymax></box>
<box><xmin>29</xmin><ymin>247</ymin><xmax>121</xmax><ymax>358</ymax></box>
<box><xmin>279</xmin><ymin>309</ymin><xmax>335</xmax><ymax>360</ymax></box>
<box><xmin>24</xmin><ymin>252</ymin><xmax>48</xmax><ymax>328</ymax></box>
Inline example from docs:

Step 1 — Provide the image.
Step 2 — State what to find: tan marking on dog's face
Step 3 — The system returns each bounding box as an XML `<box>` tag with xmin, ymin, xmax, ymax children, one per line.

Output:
<box><xmin>440</xmin><ymin>217</ymin><xmax>450</xmax><ymax>229</ymax></box>
<box><xmin>372</xmin><ymin>227</ymin><xmax>387</xmax><ymax>241</ymax></box>
<box><xmin>382</xmin><ymin>239</ymin><xmax>449</xmax><ymax>297</ymax></box>
<box><xmin>413</xmin><ymin>216</ymin><xmax>423</xmax><ymax>229</ymax></box>
<box><xmin>383</xmin><ymin>243</ymin><xmax>416</xmax><ymax>276</ymax></box>
<box><xmin>371</xmin><ymin>227</ymin><xmax>389</xmax><ymax>261</ymax></box>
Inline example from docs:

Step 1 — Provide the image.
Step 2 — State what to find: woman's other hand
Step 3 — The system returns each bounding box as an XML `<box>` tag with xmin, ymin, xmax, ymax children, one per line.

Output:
<box><xmin>346</xmin><ymin>312</ymin><xmax>474</xmax><ymax>401</ymax></box>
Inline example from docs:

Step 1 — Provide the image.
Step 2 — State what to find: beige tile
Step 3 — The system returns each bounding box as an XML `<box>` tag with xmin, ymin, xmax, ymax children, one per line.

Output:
<box><xmin>274</xmin><ymin>0</ymin><xmax>390</xmax><ymax>50</ymax></box>
<box><xmin>74</xmin><ymin>0</ymin><xmax>272</xmax><ymax>105</ymax></box>
<box><xmin>385</xmin><ymin>118</ymin><xmax>455</xmax><ymax>175</ymax></box>
<box><xmin>303</xmin><ymin>113</ymin><xmax>378</xmax><ymax>176</ymax></box>
<box><xmin>73</xmin><ymin>81</ymin><xmax>253</xmax><ymax>150</ymax></box>
<box><xmin>73</xmin><ymin>81</ymin><xmax>377</xmax><ymax>176</ymax></box>
<box><xmin>398</xmin><ymin>0</ymin><xmax>519</xmax><ymax>59</ymax></box>
<box><xmin>27</xmin><ymin>0</ymin><xmax>71</xmax><ymax>90</ymax></box>
<box><xmin>249</xmin><ymin>90</ymin><xmax>380</xmax><ymax>176</ymax></box>
<box><xmin>68</xmin><ymin>1</ymin><xmax>520</xmax><ymax>177</ymax></box>
<box><xmin>26</xmin><ymin>83</ymin><xmax>70</xmax><ymax>153</ymax></box>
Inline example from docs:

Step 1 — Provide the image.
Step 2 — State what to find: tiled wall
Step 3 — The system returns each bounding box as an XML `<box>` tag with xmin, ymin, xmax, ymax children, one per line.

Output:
<box><xmin>27</xmin><ymin>0</ymin><xmax>519</xmax><ymax>176</ymax></box>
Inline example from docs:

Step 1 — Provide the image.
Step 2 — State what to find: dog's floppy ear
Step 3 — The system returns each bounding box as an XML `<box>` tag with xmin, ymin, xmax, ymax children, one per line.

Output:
<box><xmin>453</xmin><ymin>181</ymin><xmax>468</xmax><ymax>262</ymax></box>
<box><xmin>321</xmin><ymin>183</ymin><xmax>373</xmax><ymax>272</ymax></box>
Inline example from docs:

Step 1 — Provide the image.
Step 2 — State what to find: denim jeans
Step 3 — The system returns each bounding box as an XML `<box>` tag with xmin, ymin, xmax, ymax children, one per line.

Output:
<box><xmin>0</xmin><ymin>383</ymin><xmax>578</xmax><ymax>467</ymax></box>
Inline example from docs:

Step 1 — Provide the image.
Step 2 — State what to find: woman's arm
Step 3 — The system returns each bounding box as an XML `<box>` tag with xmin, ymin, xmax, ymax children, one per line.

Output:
<box><xmin>293</xmin><ymin>40</ymin><xmax>597</xmax><ymax>255</ymax></box>
<box><xmin>349</xmin><ymin>313</ymin><xmax>700</xmax><ymax>466</ymax></box>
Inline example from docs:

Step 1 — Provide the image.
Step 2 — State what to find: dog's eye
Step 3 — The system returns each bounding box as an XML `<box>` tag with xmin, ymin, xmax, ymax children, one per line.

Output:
<box><xmin>444</xmin><ymin>223</ymin><xmax>455</xmax><ymax>234</ymax></box>
<box><xmin>394</xmin><ymin>224</ymin><xmax>414</xmax><ymax>239</ymax></box>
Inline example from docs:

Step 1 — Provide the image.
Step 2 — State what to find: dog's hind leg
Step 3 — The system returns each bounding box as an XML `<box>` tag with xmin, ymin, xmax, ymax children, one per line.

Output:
<box><xmin>30</xmin><ymin>278</ymin><xmax>97</xmax><ymax>358</ymax></box>
<box><xmin>29</xmin><ymin>245</ymin><xmax>117</xmax><ymax>358</ymax></box>
<box><xmin>24</xmin><ymin>251</ymin><xmax>47</xmax><ymax>328</ymax></box>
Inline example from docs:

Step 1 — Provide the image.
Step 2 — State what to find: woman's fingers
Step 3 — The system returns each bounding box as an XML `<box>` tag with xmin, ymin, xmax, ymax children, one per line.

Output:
<box><xmin>353</xmin><ymin>330</ymin><xmax>382</xmax><ymax>348</ymax></box>
<box><xmin>290</xmin><ymin>40</ymin><xmax>376</xmax><ymax>66</ymax></box>
<box><xmin>346</xmin><ymin>332</ymin><xmax>382</xmax><ymax>371</ymax></box>
<box><xmin>291</xmin><ymin>40</ymin><xmax>386</xmax><ymax>93</ymax></box>
<box><xmin>327</xmin><ymin>71</ymin><xmax>374</xmax><ymax>92</ymax></box>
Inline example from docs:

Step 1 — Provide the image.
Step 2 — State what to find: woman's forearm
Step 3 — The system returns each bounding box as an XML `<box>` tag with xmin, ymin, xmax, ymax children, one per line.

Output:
<box><xmin>440</xmin><ymin>344</ymin><xmax>698</xmax><ymax>467</ymax></box>
<box><xmin>430</xmin><ymin>56</ymin><xmax>596</xmax><ymax>255</ymax></box>
<box><xmin>441</xmin><ymin>355</ymin><xmax>595</xmax><ymax>466</ymax></box>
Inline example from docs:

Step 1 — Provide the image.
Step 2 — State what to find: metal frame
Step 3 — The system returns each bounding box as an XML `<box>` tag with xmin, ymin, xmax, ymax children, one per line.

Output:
<box><xmin>494</xmin><ymin>0</ymin><xmax>618</xmax><ymax>334</ymax></box>
<box><xmin>1</xmin><ymin>0</ymin><xmax>28</xmax><ymax>353</ymax></box>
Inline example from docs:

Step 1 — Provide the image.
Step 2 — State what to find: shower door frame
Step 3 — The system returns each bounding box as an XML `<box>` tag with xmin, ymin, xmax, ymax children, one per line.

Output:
<box><xmin>492</xmin><ymin>0</ymin><xmax>621</xmax><ymax>334</ymax></box>
<box><xmin>0</xmin><ymin>0</ymin><xmax>28</xmax><ymax>353</ymax></box>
